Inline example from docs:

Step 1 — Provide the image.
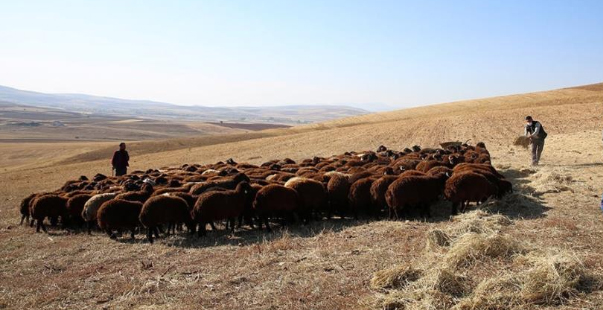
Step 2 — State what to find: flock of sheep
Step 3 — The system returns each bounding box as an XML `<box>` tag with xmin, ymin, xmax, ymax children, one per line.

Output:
<box><xmin>18</xmin><ymin>142</ymin><xmax>512</xmax><ymax>243</ymax></box>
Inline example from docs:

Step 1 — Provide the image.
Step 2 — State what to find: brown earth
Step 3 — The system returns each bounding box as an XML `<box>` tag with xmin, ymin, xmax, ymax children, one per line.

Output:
<box><xmin>1</xmin><ymin>83</ymin><xmax>603</xmax><ymax>309</ymax></box>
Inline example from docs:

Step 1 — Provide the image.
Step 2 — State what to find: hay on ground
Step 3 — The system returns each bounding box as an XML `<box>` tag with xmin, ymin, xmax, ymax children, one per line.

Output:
<box><xmin>382</xmin><ymin>289</ymin><xmax>455</xmax><ymax>310</ymax></box>
<box><xmin>452</xmin><ymin>274</ymin><xmax>522</xmax><ymax>310</ymax></box>
<box><xmin>417</xmin><ymin>267</ymin><xmax>471</xmax><ymax>298</ymax></box>
<box><xmin>444</xmin><ymin>233</ymin><xmax>526</xmax><ymax>269</ymax></box>
<box><xmin>426</xmin><ymin>229</ymin><xmax>451</xmax><ymax>249</ymax></box>
<box><xmin>520</xmin><ymin>253</ymin><xmax>589</xmax><ymax>304</ymax></box>
<box><xmin>370</xmin><ymin>264</ymin><xmax>422</xmax><ymax>290</ymax></box>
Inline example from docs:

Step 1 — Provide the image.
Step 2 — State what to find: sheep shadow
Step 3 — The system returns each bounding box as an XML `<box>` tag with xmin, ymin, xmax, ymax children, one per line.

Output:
<box><xmin>155</xmin><ymin>218</ymin><xmax>371</xmax><ymax>248</ymax></box>
<box><xmin>479</xmin><ymin>167</ymin><xmax>551</xmax><ymax>220</ymax></box>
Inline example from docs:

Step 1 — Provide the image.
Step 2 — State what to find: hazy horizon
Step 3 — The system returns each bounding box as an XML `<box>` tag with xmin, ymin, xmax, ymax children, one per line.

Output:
<box><xmin>1</xmin><ymin>1</ymin><xmax>602</xmax><ymax>109</ymax></box>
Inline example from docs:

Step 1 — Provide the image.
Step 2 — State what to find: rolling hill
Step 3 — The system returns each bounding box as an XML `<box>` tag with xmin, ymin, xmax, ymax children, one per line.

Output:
<box><xmin>0</xmin><ymin>85</ymin><xmax>369</xmax><ymax>124</ymax></box>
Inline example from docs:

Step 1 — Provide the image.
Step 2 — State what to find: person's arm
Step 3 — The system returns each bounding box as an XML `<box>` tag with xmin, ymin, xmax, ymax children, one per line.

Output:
<box><xmin>125</xmin><ymin>152</ymin><xmax>130</xmax><ymax>166</ymax></box>
<box><xmin>111</xmin><ymin>151</ymin><xmax>117</xmax><ymax>167</ymax></box>
<box><xmin>524</xmin><ymin>125</ymin><xmax>529</xmax><ymax>137</ymax></box>
<box><xmin>531</xmin><ymin>123</ymin><xmax>541</xmax><ymax>137</ymax></box>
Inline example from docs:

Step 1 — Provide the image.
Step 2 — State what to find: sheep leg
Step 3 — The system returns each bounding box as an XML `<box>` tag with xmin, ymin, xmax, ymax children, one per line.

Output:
<box><xmin>35</xmin><ymin>220</ymin><xmax>41</xmax><ymax>233</ymax></box>
<box><xmin>257</xmin><ymin>216</ymin><xmax>263</xmax><ymax>231</ymax></box>
<box><xmin>236</xmin><ymin>215</ymin><xmax>242</xmax><ymax>228</ymax></box>
<box><xmin>229</xmin><ymin>218</ymin><xmax>236</xmax><ymax>234</ymax></box>
<box><xmin>245</xmin><ymin>215</ymin><xmax>255</xmax><ymax>229</ymax></box>
<box><xmin>147</xmin><ymin>228</ymin><xmax>154</xmax><ymax>244</ymax></box>
<box><xmin>198</xmin><ymin>223</ymin><xmax>207</xmax><ymax>237</ymax></box>
<box><xmin>20</xmin><ymin>215</ymin><xmax>25</xmax><ymax>225</ymax></box>
<box><xmin>209</xmin><ymin>222</ymin><xmax>217</xmax><ymax>231</ymax></box>
<box><xmin>153</xmin><ymin>227</ymin><xmax>160</xmax><ymax>238</ymax></box>
<box><xmin>30</xmin><ymin>219</ymin><xmax>35</xmax><ymax>227</ymax></box>
<box><xmin>106</xmin><ymin>229</ymin><xmax>116</xmax><ymax>239</ymax></box>
<box><xmin>451</xmin><ymin>202</ymin><xmax>459</xmax><ymax>215</ymax></box>
<box><xmin>264</xmin><ymin>216</ymin><xmax>272</xmax><ymax>233</ymax></box>
<box><xmin>87</xmin><ymin>221</ymin><xmax>93</xmax><ymax>234</ymax></box>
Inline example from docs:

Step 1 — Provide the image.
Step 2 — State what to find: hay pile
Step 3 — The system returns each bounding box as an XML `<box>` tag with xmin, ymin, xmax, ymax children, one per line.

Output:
<box><xmin>513</xmin><ymin>135</ymin><xmax>531</xmax><ymax>148</ymax></box>
<box><xmin>370</xmin><ymin>209</ymin><xmax>598</xmax><ymax>310</ymax></box>
<box><xmin>529</xmin><ymin>169</ymin><xmax>574</xmax><ymax>196</ymax></box>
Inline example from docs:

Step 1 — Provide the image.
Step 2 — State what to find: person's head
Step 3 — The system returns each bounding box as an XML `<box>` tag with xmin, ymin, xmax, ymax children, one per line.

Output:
<box><xmin>119</xmin><ymin>142</ymin><xmax>126</xmax><ymax>151</ymax></box>
<box><xmin>525</xmin><ymin>116</ymin><xmax>533</xmax><ymax>126</ymax></box>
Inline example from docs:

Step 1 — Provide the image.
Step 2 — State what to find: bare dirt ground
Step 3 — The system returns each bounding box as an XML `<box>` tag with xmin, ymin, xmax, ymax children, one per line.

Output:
<box><xmin>0</xmin><ymin>84</ymin><xmax>602</xmax><ymax>309</ymax></box>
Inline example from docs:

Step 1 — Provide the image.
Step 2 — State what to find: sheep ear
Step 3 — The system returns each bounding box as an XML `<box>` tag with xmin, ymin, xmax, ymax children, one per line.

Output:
<box><xmin>445</xmin><ymin>172</ymin><xmax>451</xmax><ymax>178</ymax></box>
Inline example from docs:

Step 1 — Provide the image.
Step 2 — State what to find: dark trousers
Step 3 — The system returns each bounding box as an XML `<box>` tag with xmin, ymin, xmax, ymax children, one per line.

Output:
<box><xmin>115</xmin><ymin>167</ymin><xmax>127</xmax><ymax>176</ymax></box>
<box><xmin>531</xmin><ymin>139</ymin><xmax>545</xmax><ymax>165</ymax></box>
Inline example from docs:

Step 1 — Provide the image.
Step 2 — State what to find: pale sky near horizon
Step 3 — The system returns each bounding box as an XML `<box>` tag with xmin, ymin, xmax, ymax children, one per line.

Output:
<box><xmin>1</xmin><ymin>1</ymin><xmax>602</xmax><ymax>110</ymax></box>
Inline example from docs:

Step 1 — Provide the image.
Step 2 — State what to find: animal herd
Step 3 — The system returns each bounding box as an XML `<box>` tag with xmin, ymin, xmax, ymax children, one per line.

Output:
<box><xmin>18</xmin><ymin>142</ymin><xmax>512</xmax><ymax>243</ymax></box>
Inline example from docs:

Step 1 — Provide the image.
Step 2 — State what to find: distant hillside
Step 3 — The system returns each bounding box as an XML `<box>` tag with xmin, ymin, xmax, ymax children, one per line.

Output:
<box><xmin>0</xmin><ymin>85</ymin><xmax>368</xmax><ymax>124</ymax></box>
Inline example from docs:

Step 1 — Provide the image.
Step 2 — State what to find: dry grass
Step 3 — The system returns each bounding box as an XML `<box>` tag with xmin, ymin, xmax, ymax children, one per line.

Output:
<box><xmin>370</xmin><ymin>265</ymin><xmax>423</xmax><ymax>290</ymax></box>
<box><xmin>519</xmin><ymin>252</ymin><xmax>591</xmax><ymax>304</ymax></box>
<box><xmin>371</xmin><ymin>208</ymin><xmax>601</xmax><ymax>310</ymax></box>
<box><xmin>443</xmin><ymin>232</ymin><xmax>526</xmax><ymax>269</ymax></box>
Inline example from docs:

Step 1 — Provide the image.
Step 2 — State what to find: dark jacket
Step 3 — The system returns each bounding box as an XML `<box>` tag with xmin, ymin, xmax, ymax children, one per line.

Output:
<box><xmin>111</xmin><ymin>150</ymin><xmax>129</xmax><ymax>169</ymax></box>
<box><xmin>525</xmin><ymin>121</ymin><xmax>548</xmax><ymax>140</ymax></box>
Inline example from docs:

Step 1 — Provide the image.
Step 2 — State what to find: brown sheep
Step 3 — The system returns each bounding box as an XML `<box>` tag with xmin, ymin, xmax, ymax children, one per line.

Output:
<box><xmin>31</xmin><ymin>195</ymin><xmax>69</xmax><ymax>233</ymax></box>
<box><xmin>385</xmin><ymin>173</ymin><xmax>448</xmax><ymax>219</ymax></box>
<box><xmin>370</xmin><ymin>175</ymin><xmax>398</xmax><ymax>213</ymax></box>
<box><xmin>189</xmin><ymin>173</ymin><xmax>250</xmax><ymax>195</ymax></box>
<box><xmin>426</xmin><ymin>166</ymin><xmax>453</xmax><ymax>177</ymax></box>
<box><xmin>348</xmin><ymin>171</ymin><xmax>373</xmax><ymax>185</ymax></box>
<box><xmin>399</xmin><ymin>170</ymin><xmax>426</xmax><ymax>178</ymax></box>
<box><xmin>348</xmin><ymin>177</ymin><xmax>378</xmax><ymax>219</ymax></box>
<box><xmin>152</xmin><ymin>187</ymin><xmax>188</xmax><ymax>196</ymax></box>
<box><xmin>284</xmin><ymin>177</ymin><xmax>327</xmax><ymax>221</ymax></box>
<box><xmin>97</xmin><ymin>199</ymin><xmax>143</xmax><ymax>240</ymax></box>
<box><xmin>253</xmin><ymin>184</ymin><xmax>299</xmax><ymax>232</ymax></box>
<box><xmin>81</xmin><ymin>192</ymin><xmax>118</xmax><ymax>234</ymax></box>
<box><xmin>115</xmin><ymin>183</ymin><xmax>154</xmax><ymax>203</ymax></box>
<box><xmin>66</xmin><ymin>194</ymin><xmax>92</xmax><ymax>227</ymax></box>
<box><xmin>326</xmin><ymin>173</ymin><xmax>350</xmax><ymax>218</ymax></box>
<box><xmin>191</xmin><ymin>182</ymin><xmax>252</xmax><ymax>236</ymax></box>
<box><xmin>19</xmin><ymin>193</ymin><xmax>37</xmax><ymax>225</ymax></box>
<box><xmin>140</xmin><ymin>195</ymin><xmax>193</xmax><ymax>243</ymax></box>
<box><xmin>444</xmin><ymin>172</ymin><xmax>498</xmax><ymax>215</ymax></box>
<box><xmin>453</xmin><ymin>163</ymin><xmax>505</xmax><ymax>179</ymax></box>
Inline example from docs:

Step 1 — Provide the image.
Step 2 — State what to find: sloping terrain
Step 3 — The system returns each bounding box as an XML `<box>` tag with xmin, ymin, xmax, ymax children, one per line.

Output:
<box><xmin>0</xmin><ymin>83</ymin><xmax>602</xmax><ymax>309</ymax></box>
<box><xmin>0</xmin><ymin>85</ymin><xmax>369</xmax><ymax>124</ymax></box>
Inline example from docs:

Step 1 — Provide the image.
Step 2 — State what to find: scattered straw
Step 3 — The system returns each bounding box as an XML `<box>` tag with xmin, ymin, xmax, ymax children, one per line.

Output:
<box><xmin>418</xmin><ymin>267</ymin><xmax>471</xmax><ymax>298</ymax></box>
<box><xmin>370</xmin><ymin>264</ymin><xmax>422</xmax><ymax>290</ymax></box>
<box><xmin>530</xmin><ymin>169</ymin><xmax>574</xmax><ymax>196</ymax></box>
<box><xmin>452</xmin><ymin>274</ymin><xmax>522</xmax><ymax>310</ymax></box>
<box><xmin>444</xmin><ymin>233</ymin><xmax>526</xmax><ymax>269</ymax></box>
<box><xmin>426</xmin><ymin>229</ymin><xmax>451</xmax><ymax>249</ymax></box>
<box><xmin>520</xmin><ymin>253</ymin><xmax>588</xmax><ymax>304</ymax></box>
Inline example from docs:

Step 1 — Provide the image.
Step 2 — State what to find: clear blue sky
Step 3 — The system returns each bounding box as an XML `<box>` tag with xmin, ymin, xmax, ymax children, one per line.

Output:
<box><xmin>1</xmin><ymin>1</ymin><xmax>602</xmax><ymax>110</ymax></box>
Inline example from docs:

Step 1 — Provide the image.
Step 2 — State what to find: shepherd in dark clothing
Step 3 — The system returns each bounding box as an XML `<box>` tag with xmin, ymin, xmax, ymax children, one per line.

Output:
<box><xmin>111</xmin><ymin>142</ymin><xmax>129</xmax><ymax>176</ymax></box>
<box><xmin>524</xmin><ymin>116</ymin><xmax>547</xmax><ymax>166</ymax></box>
